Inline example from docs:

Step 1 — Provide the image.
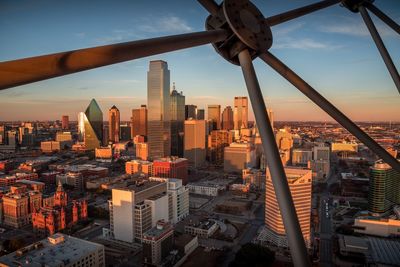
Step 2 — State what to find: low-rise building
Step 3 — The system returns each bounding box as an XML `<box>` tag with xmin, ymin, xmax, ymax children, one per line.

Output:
<box><xmin>184</xmin><ymin>219</ymin><xmax>218</xmax><ymax>238</ymax></box>
<box><xmin>0</xmin><ymin>233</ymin><xmax>105</xmax><ymax>267</ymax></box>
<box><xmin>142</xmin><ymin>220</ymin><xmax>174</xmax><ymax>266</ymax></box>
<box><xmin>354</xmin><ymin>217</ymin><xmax>400</xmax><ymax>237</ymax></box>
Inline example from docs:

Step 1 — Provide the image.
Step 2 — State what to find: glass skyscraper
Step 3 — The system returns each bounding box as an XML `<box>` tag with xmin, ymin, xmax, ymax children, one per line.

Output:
<box><xmin>83</xmin><ymin>99</ymin><xmax>103</xmax><ymax>150</ymax></box>
<box><xmin>108</xmin><ymin>105</ymin><xmax>120</xmax><ymax>144</ymax></box>
<box><xmin>170</xmin><ymin>83</ymin><xmax>185</xmax><ymax>157</ymax></box>
<box><xmin>369</xmin><ymin>160</ymin><xmax>400</xmax><ymax>214</ymax></box>
<box><xmin>147</xmin><ymin>60</ymin><xmax>171</xmax><ymax>159</ymax></box>
<box><xmin>234</xmin><ymin>96</ymin><xmax>248</xmax><ymax>130</ymax></box>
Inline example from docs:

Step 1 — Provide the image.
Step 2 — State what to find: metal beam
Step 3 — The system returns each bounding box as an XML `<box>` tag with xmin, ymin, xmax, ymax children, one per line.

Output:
<box><xmin>365</xmin><ymin>2</ymin><xmax>400</xmax><ymax>35</ymax></box>
<box><xmin>260</xmin><ymin>52</ymin><xmax>400</xmax><ymax>173</ymax></box>
<box><xmin>359</xmin><ymin>5</ymin><xmax>400</xmax><ymax>94</ymax></box>
<box><xmin>198</xmin><ymin>0</ymin><xmax>220</xmax><ymax>16</ymax></box>
<box><xmin>265</xmin><ymin>0</ymin><xmax>340</xmax><ymax>26</ymax></box>
<box><xmin>238</xmin><ymin>49</ymin><xmax>311</xmax><ymax>267</ymax></box>
<box><xmin>0</xmin><ymin>29</ymin><xmax>228</xmax><ymax>91</ymax></box>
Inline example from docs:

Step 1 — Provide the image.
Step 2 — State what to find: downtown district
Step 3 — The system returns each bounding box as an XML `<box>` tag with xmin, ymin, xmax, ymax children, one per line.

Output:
<box><xmin>0</xmin><ymin>60</ymin><xmax>400</xmax><ymax>267</ymax></box>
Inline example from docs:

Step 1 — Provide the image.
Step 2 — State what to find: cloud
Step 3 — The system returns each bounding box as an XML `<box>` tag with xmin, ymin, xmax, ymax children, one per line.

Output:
<box><xmin>74</xmin><ymin>32</ymin><xmax>86</xmax><ymax>38</ymax></box>
<box><xmin>319</xmin><ymin>19</ymin><xmax>397</xmax><ymax>38</ymax></box>
<box><xmin>274</xmin><ymin>38</ymin><xmax>342</xmax><ymax>50</ymax></box>
<box><xmin>271</xmin><ymin>22</ymin><xmax>342</xmax><ymax>50</ymax></box>
<box><xmin>137</xmin><ymin>15</ymin><xmax>193</xmax><ymax>33</ymax></box>
<box><xmin>1</xmin><ymin>91</ymin><xmax>30</xmax><ymax>98</ymax></box>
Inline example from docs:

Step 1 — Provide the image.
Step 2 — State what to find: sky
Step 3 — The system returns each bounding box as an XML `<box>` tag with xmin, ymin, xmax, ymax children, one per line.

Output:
<box><xmin>0</xmin><ymin>0</ymin><xmax>399</xmax><ymax>122</ymax></box>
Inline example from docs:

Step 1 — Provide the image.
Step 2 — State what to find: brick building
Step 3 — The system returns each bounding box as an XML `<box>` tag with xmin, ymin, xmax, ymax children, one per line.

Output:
<box><xmin>32</xmin><ymin>182</ymin><xmax>88</xmax><ymax>235</ymax></box>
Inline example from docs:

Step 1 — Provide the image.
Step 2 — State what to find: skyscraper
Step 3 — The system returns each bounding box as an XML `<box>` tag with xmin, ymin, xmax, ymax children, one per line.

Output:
<box><xmin>170</xmin><ymin>83</ymin><xmax>185</xmax><ymax>157</ymax></box>
<box><xmin>267</xmin><ymin>108</ymin><xmax>274</xmax><ymax>130</ymax></box>
<box><xmin>61</xmin><ymin>115</ymin><xmax>69</xmax><ymax>130</ymax></box>
<box><xmin>208</xmin><ymin>130</ymin><xmax>233</xmax><ymax>165</ymax></box>
<box><xmin>131</xmin><ymin>105</ymin><xmax>147</xmax><ymax>138</ymax></box>
<box><xmin>78</xmin><ymin>112</ymin><xmax>85</xmax><ymax>142</ymax></box>
<box><xmin>222</xmin><ymin>106</ymin><xmax>234</xmax><ymax>131</ymax></box>
<box><xmin>108</xmin><ymin>105</ymin><xmax>120</xmax><ymax>144</ymax></box>
<box><xmin>184</xmin><ymin>119</ymin><xmax>206</xmax><ymax>168</ymax></box>
<box><xmin>196</xmin><ymin>109</ymin><xmax>205</xmax><ymax>120</ymax></box>
<box><xmin>185</xmin><ymin>105</ymin><xmax>197</xmax><ymax>120</ymax></box>
<box><xmin>369</xmin><ymin>160</ymin><xmax>400</xmax><ymax>214</ymax></box>
<box><xmin>234</xmin><ymin>96</ymin><xmax>248</xmax><ymax>130</ymax></box>
<box><xmin>208</xmin><ymin>105</ymin><xmax>221</xmax><ymax>131</ymax></box>
<box><xmin>83</xmin><ymin>99</ymin><xmax>103</xmax><ymax>150</ymax></box>
<box><xmin>263</xmin><ymin>167</ymin><xmax>312</xmax><ymax>247</ymax></box>
<box><xmin>147</xmin><ymin>60</ymin><xmax>171</xmax><ymax>159</ymax></box>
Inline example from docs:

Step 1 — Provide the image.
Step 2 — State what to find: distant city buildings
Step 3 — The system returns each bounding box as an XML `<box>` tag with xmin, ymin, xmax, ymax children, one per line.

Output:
<box><xmin>147</xmin><ymin>60</ymin><xmax>171</xmax><ymax>159</ymax></box>
<box><xmin>61</xmin><ymin>115</ymin><xmax>69</xmax><ymax>130</ymax></box>
<box><xmin>208</xmin><ymin>130</ymin><xmax>233</xmax><ymax>165</ymax></box>
<box><xmin>208</xmin><ymin>104</ymin><xmax>221</xmax><ymax>131</ymax></box>
<box><xmin>234</xmin><ymin>96</ymin><xmax>248</xmax><ymax>130</ymax></box>
<box><xmin>185</xmin><ymin>105</ymin><xmax>197</xmax><ymax>120</ymax></box>
<box><xmin>108</xmin><ymin>105</ymin><xmax>120</xmax><ymax>143</ymax></box>
<box><xmin>222</xmin><ymin>106</ymin><xmax>234</xmax><ymax>131</ymax></box>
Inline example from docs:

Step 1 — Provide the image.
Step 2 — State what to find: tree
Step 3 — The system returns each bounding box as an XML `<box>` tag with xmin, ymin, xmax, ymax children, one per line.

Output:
<box><xmin>230</xmin><ymin>243</ymin><xmax>275</xmax><ymax>267</ymax></box>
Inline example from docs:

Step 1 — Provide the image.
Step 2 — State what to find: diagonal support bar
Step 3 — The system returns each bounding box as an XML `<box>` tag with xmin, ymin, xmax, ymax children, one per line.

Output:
<box><xmin>265</xmin><ymin>0</ymin><xmax>340</xmax><ymax>26</ymax></box>
<box><xmin>0</xmin><ymin>29</ymin><xmax>228</xmax><ymax>91</ymax></box>
<box><xmin>365</xmin><ymin>2</ymin><xmax>400</xmax><ymax>35</ymax></box>
<box><xmin>359</xmin><ymin>5</ymin><xmax>400</xmax><ymax>94</ymax></box>
<box><xmin>260</xmin><ymin>52</ymin><xmax>400</xmax><ymax>173</ymax></box>
<box><xmin>198</xmin><ymin>0</ymin><xmax>220</xmax><ymax>16</ymax></box>
<box><xmin>238</xmin><ymin>49</ymin><xmax>311</xmax><ymax>267</ymax></box>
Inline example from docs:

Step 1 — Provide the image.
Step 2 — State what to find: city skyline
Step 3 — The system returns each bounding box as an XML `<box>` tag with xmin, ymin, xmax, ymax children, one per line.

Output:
<box><xmin>0</xmin><ymin>0</ymin><xmax>399</xmax><ymax>122</ymax></box>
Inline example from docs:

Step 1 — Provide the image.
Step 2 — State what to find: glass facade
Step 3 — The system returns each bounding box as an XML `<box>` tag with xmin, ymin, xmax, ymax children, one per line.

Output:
<box><xmin>234</xmin><ymin>96</ymin><xmax>248</xmax><ymax>130</ymax></box>
<box><xmin>170</xmin><ymin>86</ymin><xmax>185</xmax><ymax>157</ymax></box>
<box><xmin>147</xmin><ymin>60</ymin><xmax>170</xmax><ymax>159</ymax></box>
<box><xmin>83</xmin><ymin>99</ymin><xmax>103</xmax><ymax>150</ymax></box>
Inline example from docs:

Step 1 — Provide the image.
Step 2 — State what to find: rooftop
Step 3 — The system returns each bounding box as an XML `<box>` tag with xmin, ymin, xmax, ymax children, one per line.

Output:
<box><xmin>0</xmin><ymin>233</ymin><xmax>103</xmax><ymax>267</ymax></box>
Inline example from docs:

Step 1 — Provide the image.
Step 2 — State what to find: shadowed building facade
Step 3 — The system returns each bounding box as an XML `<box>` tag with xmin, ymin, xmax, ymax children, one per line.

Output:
<box><xmin>131</xmin><ymin>105</ymin><xmax>147</xmax><ymax>138</ymax></box>
<box><xmin>108</xmin><ymin>105</ymin><xmax>120</xmax><ymax>144</ymax></box>
<box><xmin>184</xmin><ymin>119</ymin><xmax>206</xmax><ymax>168</ymax></box>
<box><xmin>170</xmin><ymin>84</ymin><xmax>185</xmax><ymax>157</ymax></box>
<box><xmin>147</xmin><ymin>60</ymin><xmax>170</xmax><ymax>160</ymax></box>
<box><xmin>208</xmin><ymin>105</ymin><xmax>221</xmax><ymax>131</ymax></box>
<box><xmin>222</xmin><ymin>106</ymin><xmax>234</xmax><ymax>131</ymax></box>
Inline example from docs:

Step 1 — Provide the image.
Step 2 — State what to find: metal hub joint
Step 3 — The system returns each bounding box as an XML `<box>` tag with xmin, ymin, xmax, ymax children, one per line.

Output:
<box><xmin>341</xmin><ymin>0</ymin><xmax>374</xmax><ymax>12</ymax></box>
<box><xmin>205</xmin><ymin>0</ymin><xmax>273</xmax><ymax>65</ymax></box>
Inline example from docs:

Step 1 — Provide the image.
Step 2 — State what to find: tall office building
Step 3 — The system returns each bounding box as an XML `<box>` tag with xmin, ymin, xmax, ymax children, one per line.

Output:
<box><xmin>147</xmin><ymin>60</ymin><xmax>170</xmax><ymax>159</ymax></box>
<box><xmin>224</xmin><ymin>142</ymin><xmax>256</xmax><ymax>173</ymax></box>
<box><xmin>108</xmin><ymin>105</ymin><xmax>120</xmax><ymax>144</ymax></box>
<box><xmin>61</xmin><ymin>115</ymin><xmax>69</xmax><ymax>130</ymax></box>
<box><xmin>109</xmin><ymin>180</ymin><xmax>168</xmax><ymax>243</ymax></box>
<box><xmin>184</xmin><ymin>119</ymin><xmax>206</xmax><ymax>168</ymax></box>
<box><xmin>131</xmin><ymin>105</ymin><xmax>147</xmax><ymax>138</ymax></box>
<box><xmin>222</xmin><ymin>106</ymin><xmax>234</xmax><ymax>131</ymax></box>
<box><xmin>170</xmin><ymin>84</ymin><xmax>185</xmax><ymax>157</ymax></box>
<box><xmin>197</xmin><ymin>109</ymin><xmax>205</xmax><ymax>120</ymax></box>
<box><xmin>77</xmin><ymin>112</ymin><xmax>85</xmax><ymax>142</ymax></box>
<box><xmin>208</xmin><ymin>105</ymin><xmax>221</xmax><ymax>131</ymax></box>
<box><xmin>82</xmin><ymin>99</ymin><xmax>103</xmax><ymax>150</ymax></box>
<box><xmin>369</xmin><ymin>160</ymin><xmax>400</xmax><ymax>214</ymax></box>
<box><xmin>208</xmin><ymin>130</ymin><xmax>234</xmax><ymax>165</ymax></box>
<box><xmin>263</xmin><ymin>167</ymin><xmax>312</xmax><ymax>247</ymax></box>
<box><xmin>234</xmin><ymin>96</ymin><xmax>248</xmax><ymax>130</ymax></box>
<box><xmin>185</xmin><ymin>105</ymin><xmax>197</xmax><ymax>120</ymax></box>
